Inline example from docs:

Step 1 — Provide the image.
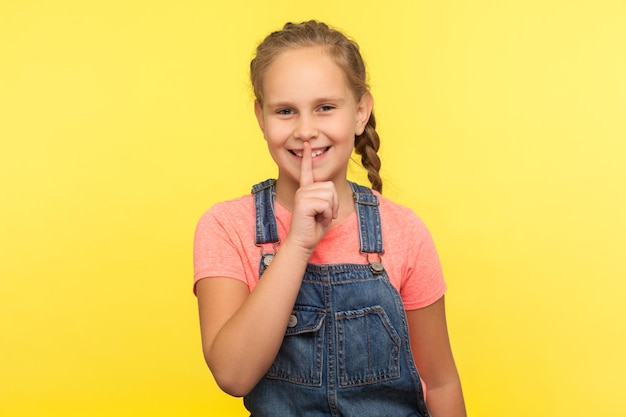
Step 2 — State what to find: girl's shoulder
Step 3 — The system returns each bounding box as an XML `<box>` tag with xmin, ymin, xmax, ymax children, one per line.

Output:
<box><xmin>375</xmin><ymin>191</ymin><xmax>425</xmax><ymax>221</ymax></box>
<box><xmin>374</xmin><ymin>192</ymin><xmax>431</xmax><ymax>238</ymax></box>
<box><xmin>198</xmin><ymin>193</ymin><xmax>255</xmax><ymax>227</ymax></box>
<box><xmin>375</xmin><ymin>192</ymin><xmax>416</xmax><ymax>214</ymax></box>
<box><xmin>209</xmin><ymin>193</ymin><xmax>254</xmax><ymax>212</ymax></box>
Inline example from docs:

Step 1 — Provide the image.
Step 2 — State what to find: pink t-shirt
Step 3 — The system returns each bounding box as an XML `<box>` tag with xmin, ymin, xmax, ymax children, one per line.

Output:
<box><xmin>193</xmin><ymin>189</ymin><xmax>446</xmax><ymax>310</ymax></box>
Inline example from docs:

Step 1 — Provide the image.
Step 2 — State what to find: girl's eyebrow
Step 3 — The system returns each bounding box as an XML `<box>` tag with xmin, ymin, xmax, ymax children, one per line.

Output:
<box><xmin>316</xmin><ymin>97</ymin><xmax>345</xmax><ymax>105</ymax></box>
<box><xmin>266</xmin><ymin>97</ymin><xmax>346</xmax><ymax>108</ymax></box>
<box><xmin>265</xmin><ymin>101</ymin><xmax>293</xmax><ymax>109</ymax></box>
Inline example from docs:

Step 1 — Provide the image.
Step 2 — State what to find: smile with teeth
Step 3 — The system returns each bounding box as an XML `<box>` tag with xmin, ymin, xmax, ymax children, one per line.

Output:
<box><xmin>291</xmin><ymin>147</ymin><xmax>330</xmax><ymax>158</ymax></box>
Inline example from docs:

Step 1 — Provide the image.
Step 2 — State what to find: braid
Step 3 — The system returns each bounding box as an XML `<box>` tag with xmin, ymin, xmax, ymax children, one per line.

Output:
<box><xmin>355</xmin><ymin>112</ymin><xmax>382</xmax><ymax>193</ymax></box>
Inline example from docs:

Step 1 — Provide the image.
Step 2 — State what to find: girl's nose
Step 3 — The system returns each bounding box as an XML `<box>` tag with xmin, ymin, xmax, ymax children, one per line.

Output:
<box><xmin>293</xmin><ymin>116</ymin><xmax>318</xmax><ymax>141</ymax></box>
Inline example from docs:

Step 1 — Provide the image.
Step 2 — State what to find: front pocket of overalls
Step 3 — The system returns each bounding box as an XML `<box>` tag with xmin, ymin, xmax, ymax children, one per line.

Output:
<box><xmin>265</xmin><ymin>306</ymin><xmax>325</xmax><ymax>386</ymax></box>
<box><xmin>336</xmin><ymin>305</ymin><xmax>401</xmax><ymax>387</ymax></box>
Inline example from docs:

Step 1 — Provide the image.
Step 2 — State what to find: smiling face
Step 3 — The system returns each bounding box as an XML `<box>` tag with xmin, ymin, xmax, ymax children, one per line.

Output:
<box><xmin>254</xmin><ymin>46</ymin><xmax>372</xmax><ymax>194</ymax></box>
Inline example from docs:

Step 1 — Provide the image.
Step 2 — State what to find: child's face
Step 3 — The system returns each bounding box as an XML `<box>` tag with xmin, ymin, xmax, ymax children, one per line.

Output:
<box><xmin>255</xmin><ymin>46</ymin><xmax>372</xmax><ymax>189</ymax></box>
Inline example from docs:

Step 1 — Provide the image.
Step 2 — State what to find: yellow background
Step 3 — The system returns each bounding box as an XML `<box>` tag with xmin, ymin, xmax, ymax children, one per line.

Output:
<box><xmin>1</xmin><ymin>1</ymin><xmax>625</xmax><ymax>416</ymax></box>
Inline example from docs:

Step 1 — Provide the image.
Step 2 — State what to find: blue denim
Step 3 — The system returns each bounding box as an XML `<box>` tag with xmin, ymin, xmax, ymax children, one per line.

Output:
<box><xmin>245</xmin><ymin>179</ymin><xmax>430</xmax><ymax>417</ymax></box>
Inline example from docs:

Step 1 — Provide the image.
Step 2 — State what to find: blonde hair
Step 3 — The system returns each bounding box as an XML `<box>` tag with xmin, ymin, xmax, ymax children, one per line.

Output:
<box><xmin>250</xmin><ymin>20</ymin><xmax>383</xmax><ymax>193</ymax></box>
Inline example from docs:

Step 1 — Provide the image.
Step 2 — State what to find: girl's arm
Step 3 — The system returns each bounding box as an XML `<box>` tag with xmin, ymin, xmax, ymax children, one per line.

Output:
<box><xmin>196</xmin><ymin>237</ymin><xmax>311</xmax><ymax>397</ymax></box>
<box><xmin>407</xmin><ymin>296</ymin><xmax>467</xmax><ymax>417</ymax></box>
<box><xmin>197</xmin><ymin>143</ymin><xmax>337</xmax><ymax>397</ymax></box>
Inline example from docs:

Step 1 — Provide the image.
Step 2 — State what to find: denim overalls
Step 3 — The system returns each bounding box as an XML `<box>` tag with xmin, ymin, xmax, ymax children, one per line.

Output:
<box><xmin>244</xmin><ymin>179</ymin><xmax>430</xmax><ymax>417</ymax></box>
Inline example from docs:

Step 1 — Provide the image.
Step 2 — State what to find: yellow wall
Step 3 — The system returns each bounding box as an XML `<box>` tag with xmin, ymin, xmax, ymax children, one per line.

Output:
<box><xmin>1</xmin><ymin>1</ymin><xmax>625</xmax><ymax>416</ymax></box>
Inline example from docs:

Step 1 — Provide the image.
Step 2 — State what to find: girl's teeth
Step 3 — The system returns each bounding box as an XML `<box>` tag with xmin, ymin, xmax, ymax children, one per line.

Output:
<box><xmin>295</xmin><ymin>149</ymin><xmax>325</xmax><ymax>157</ymax></box>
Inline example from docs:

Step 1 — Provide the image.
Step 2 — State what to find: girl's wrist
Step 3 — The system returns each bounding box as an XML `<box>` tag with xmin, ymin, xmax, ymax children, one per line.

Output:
<box><xmin>279</xmin><ymin>237</ymin><xmax>315</xmax><ymax>265</ymax></box>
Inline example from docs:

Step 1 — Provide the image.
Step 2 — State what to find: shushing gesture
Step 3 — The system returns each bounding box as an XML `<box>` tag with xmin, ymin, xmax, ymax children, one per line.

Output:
<box><xmin>287</xmin><ymin>142</ymin><xmax>339</xmax><ymax>253</ymax></box>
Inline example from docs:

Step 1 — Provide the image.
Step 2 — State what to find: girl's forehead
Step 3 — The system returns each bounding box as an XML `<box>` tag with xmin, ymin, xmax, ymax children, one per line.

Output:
<box><xmin>269</xmin><ymin>46</ymin><xmax>335</xmax><ymax>72</ymax></box>
<box><xmin>262</xmin><ymin>47</ymin><xmax>350</xmax><ymax>98</ymax></box>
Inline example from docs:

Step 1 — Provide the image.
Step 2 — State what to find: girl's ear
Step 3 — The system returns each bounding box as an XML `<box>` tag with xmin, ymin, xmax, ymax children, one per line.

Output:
<box><xmin>355</xmin><ymin>92</ymin><xmax>374</xmax><ymax>136</ymax></box>
<box><xmin>254</xmin><ymin>99</ymin><xmax>265</xmax><ymax>133</ymax></box>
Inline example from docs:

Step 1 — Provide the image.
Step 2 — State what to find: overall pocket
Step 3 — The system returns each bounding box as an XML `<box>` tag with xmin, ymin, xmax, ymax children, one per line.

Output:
<box><xmin>265</xmin><ymin>306</ymin><xmax>325</xmax><ymax>386</ymax></box>
<box><xmin>336</xmin><ymin>305</ymin><xmax>401</xmax><ymax>387</ymax></box>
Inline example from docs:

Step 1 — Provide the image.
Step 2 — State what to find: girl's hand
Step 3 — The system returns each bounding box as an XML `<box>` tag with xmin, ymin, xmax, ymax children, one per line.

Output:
<box><xmin>287</xmin><ymin>142</ymin><xmax>338</xmax><ymax>252</ymax></box>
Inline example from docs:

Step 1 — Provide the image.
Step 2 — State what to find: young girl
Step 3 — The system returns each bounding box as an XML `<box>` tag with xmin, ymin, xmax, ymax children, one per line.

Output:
<box><xmin>194</xmin><ymin>20</ymin><xmax>466</xmax><ymax>417</ymax></box>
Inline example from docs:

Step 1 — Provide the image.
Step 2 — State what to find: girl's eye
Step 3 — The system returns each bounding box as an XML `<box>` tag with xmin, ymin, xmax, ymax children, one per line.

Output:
<box><xmin>319</xmin><ymin>105</ymin><xmax>334</xmax><ymax>112</ymax></box>
<box><xmin>277</xmin><ymin>108</ymin><xmax>294</xmax><ymax>115</ymax></box>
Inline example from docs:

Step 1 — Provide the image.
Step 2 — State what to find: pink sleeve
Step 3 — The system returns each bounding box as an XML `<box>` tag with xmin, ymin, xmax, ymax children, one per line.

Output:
<box><xmin>193</xmin><ymin>205</ymin><xmax>249</xmax><ymax>294</ymax></box>
<box><xmin>399</xmin><ymin>216</ymin><xmax>447</xmax><ymax>310</ymax></box>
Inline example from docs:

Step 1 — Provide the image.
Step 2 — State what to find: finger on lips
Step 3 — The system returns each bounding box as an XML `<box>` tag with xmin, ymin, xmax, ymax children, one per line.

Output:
<box><xmin>299</xmin><ymin>142</ymin><xmax>314</xmax><ymax>187</ymax></box>
<box><xmin>297</xmin><ymin>141</ymin><xmax>338</xmax><ymax>224</ymax></box>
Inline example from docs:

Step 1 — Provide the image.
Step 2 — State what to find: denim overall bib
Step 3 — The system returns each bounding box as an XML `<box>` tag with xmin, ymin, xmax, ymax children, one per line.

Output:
<box><xmin>244</xmin><ymin>179</ymin><xmax>430</xmax><ymax>417</ymax></box>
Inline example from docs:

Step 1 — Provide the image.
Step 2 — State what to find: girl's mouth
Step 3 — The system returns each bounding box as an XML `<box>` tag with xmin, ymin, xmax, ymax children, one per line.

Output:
<box><xmin>290</xmin><ymin>146</ymin><xmax>330</xmax><ymax>158</ymax></box>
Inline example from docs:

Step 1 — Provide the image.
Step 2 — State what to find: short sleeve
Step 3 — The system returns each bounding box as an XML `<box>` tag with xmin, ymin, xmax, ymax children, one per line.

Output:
<box><xmin>398</xmin><ymin>214</ymin><xmax>447</xmax><ymax>310</ymax></box>
<box><xmin>193</xmin><ymin>200</ymin><xmax>251</xmax><ymax>294</ymax></box>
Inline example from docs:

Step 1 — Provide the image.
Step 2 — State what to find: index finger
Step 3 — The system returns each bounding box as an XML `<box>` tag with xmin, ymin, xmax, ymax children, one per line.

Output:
<box><xmin>299</xmin><ymin>141</ymin><xmax>314</xmax><ymax>187</ymax></box>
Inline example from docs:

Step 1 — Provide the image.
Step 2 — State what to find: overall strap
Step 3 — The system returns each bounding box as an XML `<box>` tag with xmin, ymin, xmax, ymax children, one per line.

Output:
<box><xmin>252</xmin><ymin>179</ymin><xmax>384</xmax><ymax>254</ymax></box>
<box><xmin>251</xmin><ymin>179</ymin><xmax>279</xmax><ymax>245</ymax></box>
<box><xmin>349</xmin><ymin>182</ymin><xmax>384</xmax><ymax>255</ymax></box>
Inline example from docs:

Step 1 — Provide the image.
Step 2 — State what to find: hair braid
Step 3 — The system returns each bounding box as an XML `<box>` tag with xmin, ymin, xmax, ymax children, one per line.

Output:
<box><xmin>354</xmin><ymin>113</ymin><xmax>382</xmax><ymax>193</ymax></box>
